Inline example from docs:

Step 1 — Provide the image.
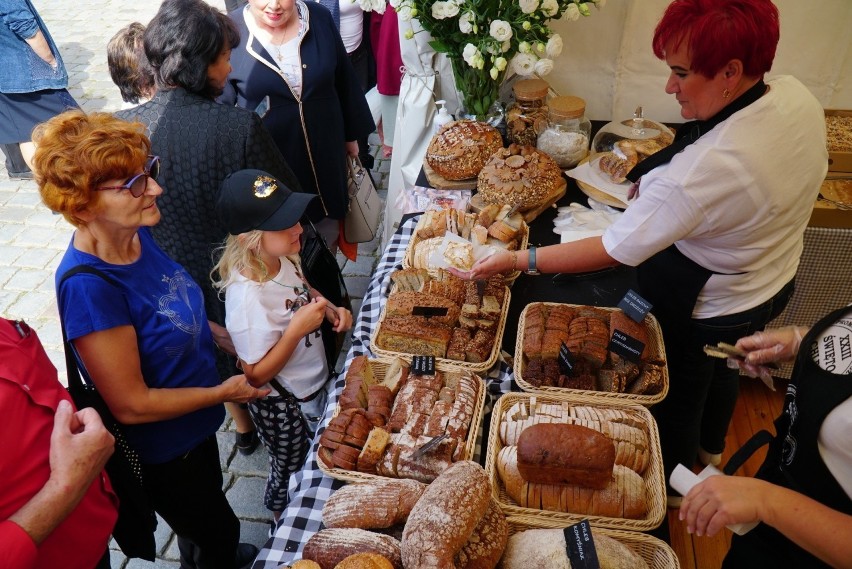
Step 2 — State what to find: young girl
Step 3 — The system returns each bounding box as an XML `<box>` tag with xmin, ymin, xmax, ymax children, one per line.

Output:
<box><xmin>212</xmin><ymin>169</ymin><xmax>353</xmax><ymax>519</ymax></box>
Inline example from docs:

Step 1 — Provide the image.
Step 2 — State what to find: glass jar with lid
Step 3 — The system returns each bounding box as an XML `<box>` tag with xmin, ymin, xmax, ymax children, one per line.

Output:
<box><xmin>505</xmin><ymin>78</ymin><xmax>550</xmax><ymax>146</ymax></box>
<box><xmin>537</xmin><ymin>95</ymin><xmax>591</xmax><ymax>169</ymax></box>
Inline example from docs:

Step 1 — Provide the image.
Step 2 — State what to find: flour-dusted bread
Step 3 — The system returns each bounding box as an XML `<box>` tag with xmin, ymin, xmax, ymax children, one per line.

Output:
<box><xmin>401</xmin><ymin>460</ymin><xmax>492</xmax><ymax>568</ymax></box>
<box><xmin>302</xmin><ymin>529</ymin><xmax>402</xmax><ymax>569</ymax></box>
<box><xmin>498</xmin><ymin>528</ymin><xmax>649</xmax><ymax>569</ymax></box>
<box><xmin>454</xmin><ymin>498</ymin><xmax>508</xmax><ymax>569</ymax></box>
<box><xmin>477</xmin><ymin>144</ymin><xmax>564</xmax><ymax>212</ymax></box>
<box><xmin>322</xmin><ymin>479</ymin><xmax>427</xmax><ymax>529</ymax></box>
<box><xmin>426</xmin><ymin>120</ymin><xmax>504</xmax><ymax>180</ymax></box>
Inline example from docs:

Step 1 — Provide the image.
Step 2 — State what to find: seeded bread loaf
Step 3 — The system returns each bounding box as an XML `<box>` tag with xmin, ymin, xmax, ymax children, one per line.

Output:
<box><xmin>426</xmin><ymin>120</ymin><xmax>503</xmax><ymax>180</ymax></box>
<box><xmin>477</xmin><ymin>144</ymin><xmax>563</xmax><ymax>212</ymax></box>
<box><xmin>375</xmin><ymin>316</ymin><xmax>452</xmax><ymax>358</ymax></box>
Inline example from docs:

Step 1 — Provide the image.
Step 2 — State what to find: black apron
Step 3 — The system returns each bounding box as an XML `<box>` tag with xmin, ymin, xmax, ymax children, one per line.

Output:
<box><xmin>723</xmin><ymin>306</ymin><xmax>852</xmax><ymax>568</ymax></box>
<box><xmin>631</xmin><ymin>79</ymin><xmax>768</xmax><ymax>338</ymax></box>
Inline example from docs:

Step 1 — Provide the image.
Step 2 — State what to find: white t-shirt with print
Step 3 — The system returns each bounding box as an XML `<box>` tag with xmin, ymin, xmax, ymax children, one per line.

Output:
<box><xmin>225</xmin><ymin>258</ymin><xmax>327</xmax><ymax>399</ymax></box>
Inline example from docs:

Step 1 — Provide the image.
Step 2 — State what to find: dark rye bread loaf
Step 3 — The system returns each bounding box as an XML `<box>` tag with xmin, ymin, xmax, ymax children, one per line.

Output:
<box><xmin>516</xmin><ymin>423</ymin><xmax>615</xmax><ymax>490</ymax></box>
<box><xmin>401</xmin><ymin>461</ymin><xmax>491</xmax><ymax>568</ymax></box>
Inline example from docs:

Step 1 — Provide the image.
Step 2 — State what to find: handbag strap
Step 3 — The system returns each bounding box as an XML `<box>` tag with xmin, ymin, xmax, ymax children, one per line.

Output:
<box><xmin>58</xmin><ymin>265</ymin><xmax>121</xmax><ymax>391</ymax></box>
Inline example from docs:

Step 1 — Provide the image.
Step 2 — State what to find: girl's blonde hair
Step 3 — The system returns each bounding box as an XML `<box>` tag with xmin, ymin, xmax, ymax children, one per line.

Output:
<box><xmin>211</xmin><ymin>230</ymin><xmax>303</xmax><ymax>292</ymax></box>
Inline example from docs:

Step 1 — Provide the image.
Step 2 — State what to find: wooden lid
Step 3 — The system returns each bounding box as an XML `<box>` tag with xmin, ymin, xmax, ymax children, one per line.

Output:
<box><xmin>549</xmin><ymin>96</ymin><xmax>586</xmax><ymax>119</ymax></box>
<box><xmin>512</xmin><ymin>79</ymin><xmax>549</xmax><ymax>101</ymax></box>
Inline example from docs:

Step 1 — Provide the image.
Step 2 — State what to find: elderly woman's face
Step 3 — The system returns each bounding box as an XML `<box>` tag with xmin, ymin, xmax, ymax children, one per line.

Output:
<box><xmin>93</xmin><ymin>164</ymin><xmax>163</xmax><ymax>229</ymax></box>
<box><xmin>248</xmin><ymin>0</ymin><xmax>297</xmax><ymax>30</ymax></box>
<box><xmin>663</xmin><ymin>40</ymin><xmax>728</xmax><ymax>121</ymax></box>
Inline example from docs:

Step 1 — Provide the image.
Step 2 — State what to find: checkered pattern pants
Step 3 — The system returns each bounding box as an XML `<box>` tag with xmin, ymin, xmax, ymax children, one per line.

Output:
<box><xmin>248</xmin><ymin>394</ymin><xmax>311</xmax><ymax>512</ymax></box>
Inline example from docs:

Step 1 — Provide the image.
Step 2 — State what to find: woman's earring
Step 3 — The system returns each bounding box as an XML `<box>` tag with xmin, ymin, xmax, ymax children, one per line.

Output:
<box><xmin>722</xmin><ymin>88</ymin><xmax>730</xmax><ymax>99</ymax></box>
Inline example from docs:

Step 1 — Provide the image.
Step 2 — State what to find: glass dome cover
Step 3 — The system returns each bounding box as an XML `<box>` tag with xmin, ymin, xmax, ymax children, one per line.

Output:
<box><xmin>592</xmin><ymin>106</ymin><xmax>674</xmax><ymax>154</ymax></box>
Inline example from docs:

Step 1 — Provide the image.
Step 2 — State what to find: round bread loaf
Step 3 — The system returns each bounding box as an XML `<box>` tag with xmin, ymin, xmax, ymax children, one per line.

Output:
<box><xmin>426</xmin><ymin>120</ymin><xmax>503</xmax><ymax>180</ymax></box>
<box><xmin>289</xmin><ymin>561</ymin><xmax>322</xmax><ymax>569</ymax></box>
<box><xmin>333</xmin><ymin>553</ymin><xmax>395</xmax><ymax>569</ymax></box>
<box><xmin>302</xmin><ymin>529</ymin><xmax>402</xmax><ymax>569</ymax></box>
<box><xmin>477</xmin><ymin>143</ymin><xmax>563</xmax><ymax>212</ymax></box>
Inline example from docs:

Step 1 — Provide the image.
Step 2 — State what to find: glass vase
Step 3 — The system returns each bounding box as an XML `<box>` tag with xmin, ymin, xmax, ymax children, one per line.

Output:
<box><xmin>451</xmin><ymin>58</ymin><xmax>505</xmax><ymax>128</ymax></box>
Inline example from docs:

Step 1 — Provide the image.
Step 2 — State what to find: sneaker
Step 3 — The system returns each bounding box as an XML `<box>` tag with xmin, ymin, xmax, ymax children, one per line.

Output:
<box><xmin>235</xmin><ymin>430</ymin><xmax>259</xmax><ymax>455</ymax></box>
<box><xmin>698</xmin><ymin>447</ymin><xmax>722</xmax><ymax>467</ymax></box>
<box><xmin>235</xmin><ymin>542</ymin><xmax>259</xmax><ymax>569</ymax></box>
<box><xmin>8</xmin><ymin>170</ymin><xmax>34</xmax><ymax>180</ymax></box>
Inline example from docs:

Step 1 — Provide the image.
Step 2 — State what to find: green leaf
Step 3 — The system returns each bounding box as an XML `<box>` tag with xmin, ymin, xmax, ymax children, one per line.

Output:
<box><xmin>429</xmin><ymin>39</ymin><xmax>451</xmax><ymax>54</ymax></box>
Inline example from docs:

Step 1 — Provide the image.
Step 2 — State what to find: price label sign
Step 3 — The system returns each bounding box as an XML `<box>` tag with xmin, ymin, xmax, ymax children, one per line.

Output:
<box><xmin>411</xmin><ymin>306</ymin><xmax>449</xmax><ymax>319</ymax></box>
<box><xmin>563</xmin><ymin>520</ymin><xmax>600</xmax><ymax>569</ymax></box>
<box><xmin>411</xmin><ymin>355</ymin><xmax>436</xmax><ymax>376</ymax></box>
<box><xmin>608</xmin><ymin>329</ymin><xmax>645</xmax><ymax>364</ymax></box>
<box><xmin>618</xmin><ymin>289</ymin><xmax>652</xmax><ymax>324</ymax></box>
<box><xmin>558</xmin><ymin>342</ymin><xmax>576</xmax><ymax>376</ymax></box>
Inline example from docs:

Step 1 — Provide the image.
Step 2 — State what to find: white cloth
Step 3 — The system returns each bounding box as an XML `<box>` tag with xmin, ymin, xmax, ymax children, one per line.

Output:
<box><xmin>338</xmin><ymin>0</ymin><xmax>363</xmax><ymax>54</ymax></box>
<box><xmin>225</xmin><ymin>258</ymin><xmax>328</xmax><ymax>399</ymax></box>
<box><xmin>383</xmin><ymin>18</ymin><xmax>458</xmax><ymax>245</ymax></box>
<box><xmin>602</xmin><ymin>76</ymin><xmax>827</xmax><ymax>318</ymax></box>
<box><xmin>815</xmin><ymin>308</ymin><xmax>852</xmax><ymax>498</ymax></box>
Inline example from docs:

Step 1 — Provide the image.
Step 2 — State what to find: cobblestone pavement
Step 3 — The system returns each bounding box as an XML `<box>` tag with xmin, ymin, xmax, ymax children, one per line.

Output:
<box><xmin>1</xmin><ymin>1</ymin><xmax>388</xmax><ymax>566</ymax></box>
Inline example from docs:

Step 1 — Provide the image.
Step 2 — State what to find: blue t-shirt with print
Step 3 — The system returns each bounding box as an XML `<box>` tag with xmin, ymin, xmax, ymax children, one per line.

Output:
<box><xmin>56</xmin><ymin>227</ymin><xmax>224</xmax><ymax>464</ymax></box>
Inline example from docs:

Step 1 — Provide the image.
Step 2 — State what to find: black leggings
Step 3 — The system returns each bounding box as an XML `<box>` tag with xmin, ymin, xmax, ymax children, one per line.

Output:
<box><xmin>142</xmin><ymin>436</ymin><xmax>240</xmax><ymax>569</ymax></box>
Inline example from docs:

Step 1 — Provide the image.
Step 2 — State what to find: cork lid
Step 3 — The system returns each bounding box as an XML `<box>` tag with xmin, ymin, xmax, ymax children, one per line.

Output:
<box><xmin>512</xmin><ymin>78</ymin><xmax>549</xmax><ymax>101</ymax></box>
<box><xmin>549</xmin><ymin>96</ymin><xmax>586</xmax><ymax>119</ymax></box>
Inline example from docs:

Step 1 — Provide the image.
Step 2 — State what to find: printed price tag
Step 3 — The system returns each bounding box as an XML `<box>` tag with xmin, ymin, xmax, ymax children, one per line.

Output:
<box><xmin>558</xmin><ymin>342</ymin><xmax>576</xmax><ymax>376</ymax></box>
<box><xmin>618</xmin><ymin>289</ymin><xmax>652</xmax><ymax>323</ymax></box>
<box><xmin>411</xmin><ymin>355</ymin><xmax>436</xmax><ymax>376</ymax></box>
<box><xmin>411</xmin><ymin>306</ymin><xmax>449</xmax><ymax>319</ymax></box>
<box><xmin>563</xmin><ymin>520</ymin><xmax>600</xmax><ymax>569</ymax></box>
<box><xmin>608</xmin><ymin>329</ymin><xmax>645</xmax><ymax>364</ymax></box>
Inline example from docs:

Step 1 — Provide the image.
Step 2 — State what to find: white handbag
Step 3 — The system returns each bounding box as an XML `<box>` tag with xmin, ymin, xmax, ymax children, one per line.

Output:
<box><xmin>344</xmin><ymin>156</ymin><xmax>382</xmax><ymax>243</ymax></box>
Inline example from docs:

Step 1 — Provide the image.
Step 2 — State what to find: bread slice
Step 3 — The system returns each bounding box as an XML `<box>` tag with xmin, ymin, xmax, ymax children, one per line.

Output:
<box><xmin>380</xmin><ymin>357</ymin><xmax>409</xmax><ymax>396</ymax></box>
<box><xmin>356</xmin><ymin>427</ymin><xmax>391</xmax><ymax>473</ymax></box>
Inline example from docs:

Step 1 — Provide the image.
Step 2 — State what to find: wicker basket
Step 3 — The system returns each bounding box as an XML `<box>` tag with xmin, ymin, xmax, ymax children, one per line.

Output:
<box><xmin>370</xmin><ymin>286</ymin><xmax>511</xmax><ymax>374</ymax></box>
<box><xmin>401</xmin><ymin>212</ymin><xmax>529</xmax><ymax>283</ymax></box>
<box><xmin>485</xmin><ymin>392</ymin><xmax>667</xmax><ymax>532</ymax></box>
<box><xmin>318</xmin><ymin>359</ymin><xmax>487</xmax><ymax>484</ymax></box>
<box><xmin>505</xmin><ymin>516</ymin><xmax>680</xmax><ymax>569</ymax></box>
<box><xmin>514</xmin><ymin>302</ymin><xmax>669</xmax><ymax>406</ymax></box>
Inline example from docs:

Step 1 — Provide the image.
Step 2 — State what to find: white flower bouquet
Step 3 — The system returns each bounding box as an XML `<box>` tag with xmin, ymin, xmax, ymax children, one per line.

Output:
<box><xmin>356</xmin><ymin>0</ymin><xmax>604</xmax><ymax>118</ymax></box>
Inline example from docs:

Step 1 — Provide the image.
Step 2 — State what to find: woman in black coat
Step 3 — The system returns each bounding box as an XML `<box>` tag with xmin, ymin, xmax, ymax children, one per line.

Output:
<box><xmin>220</xmin><ymin>0</ymin><xmax>374</xmax><ymax>251</ymax></box>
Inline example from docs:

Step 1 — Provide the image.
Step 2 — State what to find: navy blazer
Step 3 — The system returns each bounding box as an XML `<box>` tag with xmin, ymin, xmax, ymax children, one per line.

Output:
<box><xmin>221</xmin><ymin>2</ymin><xmax>375</xmax><ymax>220</ymax></box>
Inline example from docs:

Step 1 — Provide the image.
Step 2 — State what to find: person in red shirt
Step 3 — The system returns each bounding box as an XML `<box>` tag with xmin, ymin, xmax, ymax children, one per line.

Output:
<box><xmin>0</xmin><ymin>318</ymin><xmax>118</xmax><ymax>569</ymax></box>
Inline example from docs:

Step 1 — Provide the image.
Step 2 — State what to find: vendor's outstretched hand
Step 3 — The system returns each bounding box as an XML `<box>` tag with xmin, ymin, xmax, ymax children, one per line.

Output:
<box><xmin>449</xmin><ymin>249</ymin><xmax>513</xmax><ymax>281</ymax></box>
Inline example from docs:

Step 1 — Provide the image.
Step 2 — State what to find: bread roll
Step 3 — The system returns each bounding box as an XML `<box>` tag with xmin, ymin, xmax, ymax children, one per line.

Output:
<box><xmin>517</xmin><ymin>423</ymin><xmax>615</xmax><ymax>490</ymax></box>
<box><xmin>499</xmin><ymin>528</ymin><xmax>649</xmax><ymax>569</ymax></box>
<box><xmin>401</xmin><ymin>461</ymin><xmax>492</xmax><ymax>569</ymax></box>
<box><xmin>302</xmin><ymin>529</ymin><xmax>402</xmax><ymax>569</ymax></box>
<box><xmin>333</xmin><ymin>553</ymin><xmax>395</xmax><ymax>569</ymax></box>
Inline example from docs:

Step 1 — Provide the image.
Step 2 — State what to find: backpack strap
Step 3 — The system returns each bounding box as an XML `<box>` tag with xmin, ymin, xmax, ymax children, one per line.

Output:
<box><xmin>57</xmin><ymin>265</ymin><xmax>121</xmax><ymax>391</ymax></box>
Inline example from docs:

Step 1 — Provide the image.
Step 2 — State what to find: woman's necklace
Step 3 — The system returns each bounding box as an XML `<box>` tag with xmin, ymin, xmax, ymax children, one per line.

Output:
<box><xmin>267</xmin><ymin>258</ymin><xmax>310</xmax><ymax>310</ymax></box>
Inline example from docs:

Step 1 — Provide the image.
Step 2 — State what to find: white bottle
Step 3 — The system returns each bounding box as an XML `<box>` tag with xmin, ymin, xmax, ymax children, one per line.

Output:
<box><xmin>433</xmin><ymin>100</ymin><xmax>452</xmax><ymax>134</ymax></box>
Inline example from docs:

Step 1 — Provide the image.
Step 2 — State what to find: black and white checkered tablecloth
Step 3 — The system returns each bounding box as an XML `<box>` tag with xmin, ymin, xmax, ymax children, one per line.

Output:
<box><xmin>252</xmin><ymin>215</ymin><xmax>515</xmax><ymax>569</ymax></box>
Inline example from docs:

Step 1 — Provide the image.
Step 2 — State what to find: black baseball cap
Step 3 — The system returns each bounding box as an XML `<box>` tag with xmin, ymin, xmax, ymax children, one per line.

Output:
<box><xmin>218</xmin><ymin>169</ymin><xmax>317</xmax><ymax>235</ymax></box>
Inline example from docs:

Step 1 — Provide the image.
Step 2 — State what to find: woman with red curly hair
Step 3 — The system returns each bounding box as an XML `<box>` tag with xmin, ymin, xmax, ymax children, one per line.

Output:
<box><xmin>463</xmin><ymin>0</ymin><xmax>827</xmax><ymax>509</ymax></box>
<box><xmin>34</xmin><ymin>110</ymin><xmax>268</xmax><ymax>569</ymax></box>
